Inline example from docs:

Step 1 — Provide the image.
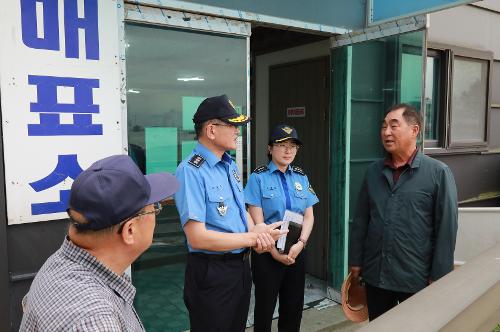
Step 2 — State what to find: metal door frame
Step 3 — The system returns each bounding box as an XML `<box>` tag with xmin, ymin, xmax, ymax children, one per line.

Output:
<box><xmin>123</xmin><ymin>3</ymin><xmax>252</xmax><ymax>178</ymax></box>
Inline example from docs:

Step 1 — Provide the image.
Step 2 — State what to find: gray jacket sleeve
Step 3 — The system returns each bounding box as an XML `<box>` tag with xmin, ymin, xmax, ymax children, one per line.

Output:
<box><xmin>349</xmin><ymin>175</ymin><xmax>370</xmax><ymax>267</ymax></box>
<box><xmin>430</xmin><ymin>166</ymin><xmax>458</xmax><ymax>281</ymax></box>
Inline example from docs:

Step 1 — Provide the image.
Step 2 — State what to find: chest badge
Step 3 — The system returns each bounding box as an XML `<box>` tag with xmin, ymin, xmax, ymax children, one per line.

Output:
<box><xmin>295</xmin><ymin>182</ymin><xmax>303</xmax><ymax>191</ymax></box>
<box><xmin>217</xmin><ymin>202</ymin><xmax>228</xmax><ymax>216</ymax></box>
<box><xmin>232</xmin><ymin>170</ymin><xmax>241</xmax><ymax>182</ymax></box>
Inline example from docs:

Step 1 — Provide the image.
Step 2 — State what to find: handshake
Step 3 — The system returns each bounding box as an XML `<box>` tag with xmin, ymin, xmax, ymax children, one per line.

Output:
<box><xmin>250</xmin><ymin>221</ymin><xmax>288</xmax><ymax>253</ymax></box>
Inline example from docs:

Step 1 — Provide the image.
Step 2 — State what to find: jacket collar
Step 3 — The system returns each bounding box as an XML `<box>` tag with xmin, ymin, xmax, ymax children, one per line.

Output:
<box><xmin>194</xmin><ymin>142</ymin><xmax>232</xmax><ymax>168</ymax></box>
<box><xmin>268</xmin><ymin>161</ymin><xmax>291</xmax><ymax>174</ymax></box>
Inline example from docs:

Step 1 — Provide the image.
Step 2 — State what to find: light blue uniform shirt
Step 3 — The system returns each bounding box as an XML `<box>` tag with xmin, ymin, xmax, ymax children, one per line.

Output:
<box><xmin>175</xmin><ymin>142</ymin><xmax>247</xmax><ymax>254</ymax></box>
<box><xmin>244</xmin><ymin>161</ymin><xmax>319</xmax><ymax>224</ymax></box>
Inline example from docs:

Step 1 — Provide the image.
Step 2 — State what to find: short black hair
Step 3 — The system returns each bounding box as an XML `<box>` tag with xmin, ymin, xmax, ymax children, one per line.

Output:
<box><xmin>194</xmin><ymin>122</ymin><xmax>204</xmax><ymax>140</ymax></box>
<box><xmin>387</xmin><ymin>103</ymin><xmax>421</xmax><ymax>128</ymax></box>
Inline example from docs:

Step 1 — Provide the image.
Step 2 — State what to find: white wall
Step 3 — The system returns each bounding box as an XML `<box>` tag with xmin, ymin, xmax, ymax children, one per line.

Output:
<box><xmin>428</xmin><ymin>4</ymin><xmax>500</xmax><ymax>59</ymax></box>
<box><xmin>254</xmin><ymin>39</ymin><xmax>330</xmax><ymax>165</ymax></box>
<box><xmin>455</xmin><ymin>207</ymin><xmax>500</xmax><ymax>262</ymax></box>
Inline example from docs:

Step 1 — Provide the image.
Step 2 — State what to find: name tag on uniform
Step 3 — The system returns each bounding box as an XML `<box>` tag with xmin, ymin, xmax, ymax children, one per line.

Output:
<box><xmin>233</xmin><ymin>170</ymin><xmax>241</xmax><ymax>182</ymax></box>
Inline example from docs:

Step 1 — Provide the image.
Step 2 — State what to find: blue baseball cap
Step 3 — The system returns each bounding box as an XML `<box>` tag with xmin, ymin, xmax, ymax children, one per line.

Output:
<box><xmin>269</xmin><ymin>124</ymin><xmax>303</xmax><ymax>145</ymax></box>
<box><xmin>193</xmin><ymin>95</ymin><xmax>250</xmax><ymax>125</ymax></box>
<box><xmin>68</xmin><ymin>155</ymin><xmax>179</xmax><ymax>231</ymax></box>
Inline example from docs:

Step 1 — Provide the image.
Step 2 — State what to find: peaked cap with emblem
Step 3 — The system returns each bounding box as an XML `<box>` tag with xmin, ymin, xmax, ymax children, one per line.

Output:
<box><xmin>269</xmin><ymin>124</ymin><xmax>303</xmax><ymax>145</ymax></box>
<box><xmin>193</xmin><ymin>95</ymin><xmax>250</xmax><ymax>126</ymax></box>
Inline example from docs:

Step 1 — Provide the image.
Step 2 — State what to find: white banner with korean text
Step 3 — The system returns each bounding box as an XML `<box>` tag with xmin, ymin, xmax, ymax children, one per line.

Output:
<box><xmin>0</xmin><ymin>0</ymin><xmax>123</xmax><ymax>224</ymax></box>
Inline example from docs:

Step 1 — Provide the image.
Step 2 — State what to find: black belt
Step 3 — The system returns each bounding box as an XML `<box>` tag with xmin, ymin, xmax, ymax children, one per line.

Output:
<box><xmin>189</xmin><ymin>249</ymin><xmax>250</xmax><ymax>261</ymax></box>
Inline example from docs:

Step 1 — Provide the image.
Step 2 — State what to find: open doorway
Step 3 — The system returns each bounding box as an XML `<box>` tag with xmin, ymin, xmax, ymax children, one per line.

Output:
<box><xmin>250</xmin><ymin>26</ymin><xmax>332</xmax><ymax>314</ymax></box>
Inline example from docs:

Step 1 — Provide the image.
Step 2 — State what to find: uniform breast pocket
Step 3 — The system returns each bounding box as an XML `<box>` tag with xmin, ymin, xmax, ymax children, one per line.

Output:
<box><xmin>262</xmin><ymin>187</ymin><xmax>281</xmax><ymax>200</ymax></box>
<box><xmin>261</xmin><ymin>187</ymin><xmax>281</xmax><ymax>211</ymax></box>
<box><xmin>207</xmin><ymin>186</ymin><xmax>233</xmax><ymax>222</ymax></box>
<box><xmin>293</xmin><ymin>191</ymin><xmax>307</xmax><ymax>210</ymax></box>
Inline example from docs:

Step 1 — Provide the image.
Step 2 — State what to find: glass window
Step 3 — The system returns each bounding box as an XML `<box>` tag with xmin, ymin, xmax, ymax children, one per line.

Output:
<box><xmin>424</xmin><ymin>53</ymin><xmax>442</xmax><ymax>142</ymax></box>
<box><xmin>450</xmin><ymin>56</ymin><xmax>488</xmax><ymax>144</ymax></box>
<box><xmin>424</xmin><ymin>48</ymin><xmax>491</xmax><ymax>151</ymax></box>
<box><xmin>125</xmin><ymin>23</ymin><xmax>248</xmax><ymax>332</ymax></box>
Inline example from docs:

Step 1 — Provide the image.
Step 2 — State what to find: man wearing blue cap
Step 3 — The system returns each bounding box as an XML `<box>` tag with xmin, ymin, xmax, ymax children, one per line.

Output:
<box><xmin>175</xmin><ymin>95</ymin><xmax>284</xmax><ymax>332</ymax></box>
<box><xmin>20</xmin><ymin>155</ymin><xmax>179</xmax><ymax>331</ymax></box>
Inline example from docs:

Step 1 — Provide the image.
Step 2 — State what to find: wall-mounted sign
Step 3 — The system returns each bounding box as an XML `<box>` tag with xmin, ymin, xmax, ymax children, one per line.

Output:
<box><xmin>0</xmin><ymin>0</ymin><xmax>123</xmax><ymax>224</ymax></box>
<box><xmin>367</xmin><ymin>0</ymin><xmax>480</xmax><ymax>26</ymax></box>
<box><xmin>286</xmin><ymin>106</ymin><xmax>306</xmax><ymax>118</ymax></box>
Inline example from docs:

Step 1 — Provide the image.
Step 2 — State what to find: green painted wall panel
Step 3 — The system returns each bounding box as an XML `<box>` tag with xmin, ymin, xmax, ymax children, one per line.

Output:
<box><xmin>145</xmin><ymin>127</ymin><xmax>178</xmax><ymax>174</ymax></box>
<box><xmin>181</xmin><ymin>140</ymin><xmax>198</xmax><ymax>160</ymax></box>
<box><xmin>182</xmin><ymin>96</ymin><xmax>206</xmax><ymax>131</ymax></box>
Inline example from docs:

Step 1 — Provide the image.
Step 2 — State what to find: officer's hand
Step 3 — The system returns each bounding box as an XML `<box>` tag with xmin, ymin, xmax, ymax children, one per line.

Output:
<box><xmin>287</xmin><ymin>242</ymin><xmax>304</xmax><ymax>261</ymax></box>
<box><xmin>254</xmin><ymin>232</ymin><xmax>274</xmax><ymax>253</ymax></box>
<box><xmin>268</xmin><ymin>221</ymin><xmax>288</xmax><ymax>241</ymax></box>
<box><xmin>253</xmin><ymin>237</ymin><xmax>273</xmax><ymax>254</ymax></box>
<box><xmin>252</xmin><ymin>222</ymin><xmax>270</xmax><ymax>234</ymax></box>
<box><xmin>349</xmin><ymin>266</ymin><xmax>362</xmax><ymax>281</ymax></box>
<box><xmin>253</xmin><ymin>221</ymin><xmax>288</xmax><ymax>242</ymax></box>
<box><xmin>271</xmin><ymin>249</ymin><xmax>295</xmax><ymax>266</ymax></box>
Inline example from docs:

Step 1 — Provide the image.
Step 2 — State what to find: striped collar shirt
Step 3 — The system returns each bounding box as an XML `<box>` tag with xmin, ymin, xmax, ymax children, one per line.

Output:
<box><xmin>20</xmin><ymin>237</ymin><xmax>145</xmax><ymax>332</ymax></box>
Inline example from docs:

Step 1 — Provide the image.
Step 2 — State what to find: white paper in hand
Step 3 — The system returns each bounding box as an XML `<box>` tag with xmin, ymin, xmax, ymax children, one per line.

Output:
<box><xmin>276</xmin><ymin>221</ymin><xmax>289</xmax><ymax>251</ymax></box>
<box><xmin>276</xmin><ymin>210</ymin><xmax>304</xmax><ymax>251</ymax></box>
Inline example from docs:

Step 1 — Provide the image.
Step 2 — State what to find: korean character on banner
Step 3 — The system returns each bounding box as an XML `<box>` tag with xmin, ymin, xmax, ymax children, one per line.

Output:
<box><xmin>29</xmin><ymin>154</ymin><xmax>84</xmax><ymax>215</ymax></box>
<box><xmin>21</xmin><ymin>0</ymin><xmax>99</xmax><ymax>60</ymax></box>
<box><xmin>28</xmin><ymin>75</ymin><xmax>103</xmax><ymax>136</ymax></box>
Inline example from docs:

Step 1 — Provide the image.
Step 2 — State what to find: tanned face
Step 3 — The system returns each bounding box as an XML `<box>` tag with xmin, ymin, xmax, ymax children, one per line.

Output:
<box><xmin>381</xmin><ymin>108</ymin><xmax>419</xmax><ymax>156</ymax></box>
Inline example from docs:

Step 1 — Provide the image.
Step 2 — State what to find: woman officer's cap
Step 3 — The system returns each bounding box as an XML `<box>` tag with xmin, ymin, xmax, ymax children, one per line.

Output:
<box><xmin>269</xmin><ymin>124</ymin><xmax>303</xmax><ymax>146</ymax></box>
<box><xmin>193</xmin><ymin>95</ymin><xmax>250</xmax><ymax>126</ymax></box>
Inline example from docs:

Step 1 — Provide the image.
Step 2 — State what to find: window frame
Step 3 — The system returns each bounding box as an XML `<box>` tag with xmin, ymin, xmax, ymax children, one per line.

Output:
<box><xmin>424</xmin><ymin>43</ymin><xmax>493</xmax><ymax>154</ymax></box>
<box><xmin>423</xmin><ymin>48</ymin><xmax>448</xmax><ymax>148</ymax></box>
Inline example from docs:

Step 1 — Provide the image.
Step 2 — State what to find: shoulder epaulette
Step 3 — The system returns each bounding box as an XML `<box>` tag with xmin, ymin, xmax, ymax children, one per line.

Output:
<box><xmin>291</xmin><ymin>165</ymin><xmax>305</xmax><ymax>175</ymax></box>
<box><xmin>188</xmin><ymin>154</ymin><xmax>205</xmax><ymax>168</ymax></box>
<box><xmin>253</xmin><ymin>165</ymin><xmax>269</xmax><ymax>174</ymax></box>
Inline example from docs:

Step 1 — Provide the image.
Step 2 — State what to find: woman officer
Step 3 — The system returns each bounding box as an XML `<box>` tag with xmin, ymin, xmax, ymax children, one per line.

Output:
<box><xmin>244</xmin><ymin>124</ymin><xmax>319</xmax><ymax>332</ymax></box>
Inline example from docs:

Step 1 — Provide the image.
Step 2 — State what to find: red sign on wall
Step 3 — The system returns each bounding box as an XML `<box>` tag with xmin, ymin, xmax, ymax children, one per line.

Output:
<box><xmin>286</xmin><ymin>106</ymin><xmax>306</xmax><ymax>118</ymax></box>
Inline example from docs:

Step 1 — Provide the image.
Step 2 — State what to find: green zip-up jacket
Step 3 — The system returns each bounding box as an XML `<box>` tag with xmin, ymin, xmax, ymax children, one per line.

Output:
<box><xmin>349</xmin><ymin>152</ymin><xmax>458</xmax><ymax>293</ymax></box>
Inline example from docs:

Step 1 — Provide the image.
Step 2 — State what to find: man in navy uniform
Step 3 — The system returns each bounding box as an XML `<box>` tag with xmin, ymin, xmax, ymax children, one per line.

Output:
<box><xmin>175</xmin><ymin>95</ymin><xmax>284</xmax><ymax>332</ymax></box>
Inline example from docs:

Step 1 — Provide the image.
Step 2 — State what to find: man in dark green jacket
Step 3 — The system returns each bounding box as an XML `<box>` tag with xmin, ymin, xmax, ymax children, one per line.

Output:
<box><xmin>349</xmin><ymin>104</ymin><xmax>458</xmax><ymax>321</ymax></box>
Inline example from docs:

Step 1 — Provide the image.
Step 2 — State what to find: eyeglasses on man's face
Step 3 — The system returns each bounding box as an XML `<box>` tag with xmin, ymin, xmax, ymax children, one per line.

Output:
<box><xmin>117</xmin><ymin>202</ymin><xmax>162</xmax><ymax>234</ymax></box>
<box><xmin>274</xmin><ymin>143</ymin><xmax>299</xmax><ymax>152</ymax></box>
<box><xmin>211</xmin><ymin>122</ymin><xmax>238</xmax><ymax>130</ymax></box>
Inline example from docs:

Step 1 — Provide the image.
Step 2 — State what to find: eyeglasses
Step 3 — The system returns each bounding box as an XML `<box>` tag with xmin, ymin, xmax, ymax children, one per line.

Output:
<box><xmin>274</xmin><ymin>143</ymin><xmax>299</xmax><ymax>152</ymax></box>
<box><xmin>117</xmin><ymin>202</ymin><xmax>162</xmax><ymax>234</ymax></box>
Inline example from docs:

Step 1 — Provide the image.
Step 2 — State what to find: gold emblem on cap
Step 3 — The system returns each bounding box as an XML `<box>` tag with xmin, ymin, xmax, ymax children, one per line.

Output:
<box><xmin>227</xmin><ymin>114</ymin><xmax>249</xmax><ymax>123</ymax></box>
<box><xmin>282</xmin><ymin>127</ymin><xmax>293</xmax><ymax>134</ymax></box>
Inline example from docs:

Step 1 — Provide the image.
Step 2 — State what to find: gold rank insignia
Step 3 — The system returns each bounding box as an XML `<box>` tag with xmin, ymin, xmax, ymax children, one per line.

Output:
<box><xmin>295</xmin><ymin>182</ymin><xmax>302</xmax><ymax>191</ymax></box>
<box><xmin>227</xmin><ymin>114</ymin><xmax>249</xmax><ymax>123</ymax></box>
<box><xmin>282</xmin><ymin>127</ymin><xmax>293</xmax><ymax>134</ymax></box>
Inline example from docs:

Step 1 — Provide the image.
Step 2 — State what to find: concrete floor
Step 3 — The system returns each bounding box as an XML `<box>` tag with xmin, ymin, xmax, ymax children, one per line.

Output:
<box><xmin>133</xmin><ymin>252</ymin><xmax>365</xmax><ymax>332</ymax></box>
<box><xmin>246</xmin><ymin>302</ymin><xmax>365</xmax><ymax>332</ymax></box>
